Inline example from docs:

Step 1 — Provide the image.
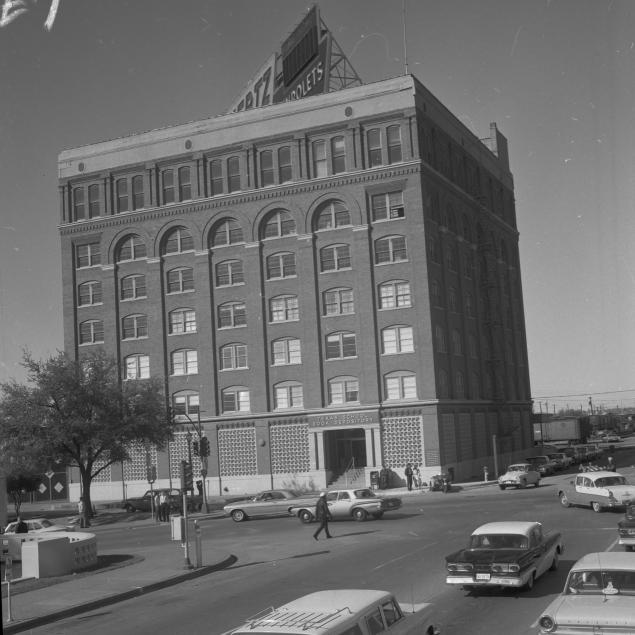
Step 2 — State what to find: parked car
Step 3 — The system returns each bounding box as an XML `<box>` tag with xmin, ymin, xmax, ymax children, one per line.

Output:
<box><xmin>223</xmin><ymin>489</ymin><xmax>320</xmax><ymax>522</ymax></box>
<box><xmin>221</xmin><ymin>589</ymin><xmax>440</xmax><ymax>635</ymax></box>
<box><xmin>291</xmin><ymin>488</ymin><xmax>402</xmax><ymax>523</ymax></box>
<box><xmin>558</xmin><ymin>471</ymin><xmax>634</xmax><ymax>513</ymax></box>
<box><xmin>121</xmin><ymin>488</ymin><xmax>200</xmax><ymax>514</ymax></box>
<box><xmin>4</xmin><ymin>518</ymin><xmax>76</xmax><ymax>534</ymax></box>
<box><xmin>497</xmin><ymin>463</ymin><xmax>541</xmax><ymax>490</ymax></box>
<box><xmin>538</xmin><ymin>552</ymin><xmax>635</xmax><ymax>634</ymax></box>
<box><xmin>604</xmin><ymin>433</ymin><xmax>621</xmax><ymax>443</ymax></box>
<box><xmin>445</xmin><ymin>521</ymin><xmax>563</xmax><ymax>592</ymax></box>
<box><xmin>548</xmin><ymin>453</ymin><xmax>572</xmax><ymax>470</ymax></box>
<box><xmin>618</xmin><ymin>503</ymin><xmax>635</xmax><ymax>551</ymax></box>
<box><xmin>526</xmin><ymin>455</ymin><xmax>558</xmax><ymax>476</ymax></box>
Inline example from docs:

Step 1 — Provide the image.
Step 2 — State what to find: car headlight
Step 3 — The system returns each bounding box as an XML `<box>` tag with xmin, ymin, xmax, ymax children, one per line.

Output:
<box><xmin>538</xmin><ymin>615</ymin><xmax>556</xmax><ymax>632</ymax></box>
<box><xmin>490</xmin><ymin>563</ymin><xmax>520</xmax><ymax>574</ymax></box>
<box><xmin>447</xmin><ymin>563</ymin><xmax>474</xmax><ymax>573</ymax></box>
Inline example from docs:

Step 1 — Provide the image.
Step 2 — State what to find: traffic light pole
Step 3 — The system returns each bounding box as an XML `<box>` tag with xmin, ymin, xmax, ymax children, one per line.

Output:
<box><xmin>181</xmin><ymin>490</ymin><xmax>193</xmax><ymax>570</ymax></box>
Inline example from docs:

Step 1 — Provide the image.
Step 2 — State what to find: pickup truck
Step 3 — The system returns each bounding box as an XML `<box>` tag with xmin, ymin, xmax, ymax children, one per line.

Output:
<box><xmin>445</xmin><ymin>521</ymin><xmax>564</xmax><ymax>591</ymax></box>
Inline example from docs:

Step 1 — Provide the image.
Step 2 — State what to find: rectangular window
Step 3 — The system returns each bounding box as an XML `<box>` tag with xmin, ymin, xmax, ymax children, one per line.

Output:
<box><xmin>210</xmin><ymin>160</ymin><xmax>223</xmax><ymax>195</ymax></box>
<box><xmin>331</xmin><ymin>136</ymin><xmax>345</xmax><ymax>174</ymax></box>
<box><xmin>372</xmin><ymin>191</ymin><xmax>404</xmax><ymax>221</ymax></box>
<box><xmin>121</xmin><ymin>275</ymin><xmax>146</xmax><ymax>300</ymax></box>
<box><xmin>216</xmin><ymin>260</ymin><xmax>244</xmax><ymax>286</ymax></box>
<box><xmin>126</xmin><ymin>355</ymin><xmax>150</xmax><ymax>380</ymax></box>
<box><xmin>272</xmin><ymin>338</ymin><xmax>301</xmax><ymax>365</ymax></box>
<box><xmin>79</xmin><ymin>320</ymin><xmax>104</xmax><ymax>344</ymax></box>
<box><xmin>162</xmin><ymin>170</ymin><xmax>175</xmax><ymax>204</ymax></box>
<box><xmin>228</xmin><ymin>157</ymin><xmax>241</xmax><ymax>193</ymax></box>
<box><xmin>387</xmin><ymin>125</ymin><xmax>402</xmax><ymax>164</ymax></box>
<box><xmin>88</xmin><ymin>185</ymin><xmax>100</xmax><ymax>218</ymax></box>
<box><xmin>73</xmin><ymin>188</ymin><xmax>85</xmax><ymax>221</ymax></box>
<box><xmin>324</xmin><ymin>289</ymin><xmax>354</xmax><ymax>315</ymax></box>
<box><xmin>132</xmin><ymin>176</ymin><xmax>144</xmax><ymax>210</ymax></box>
<box><xmin>179</xmin><ymin>166</ymin><xmax>191</xmax><ymax>201</ymax></box>
<box><xmin>167</xmin><ymin>268</ymin><xmax>194</xmax><ymax>294</ymax></box>
<box><xmin>221</xmin><ymin>344</ymin><xmax>247</xmax><ymax>370</ymax></box>
<box><xmin>312</xmin><ymin>140</ymin><xmax>327</xmax><ymax>178</ymax></box>
<box><xmin>172</xmin><ymin>350</ymin><xmax>198</xmax><ymax>375</ymax></box>
<box><xmin>270</xmin><ymin>297</ymin><xmax>298</xmax><ymax>322</ymax></box>
<box><xmin>122</xmin><ymin>315</ymin><xmax>147</xmax><ymax>339</ymax></box>
<box><xmin>116</xmin><ymin>179</ymin><xmax>129</xmax><ymax>213</ymax></box>
<box><xmin>222</xmin><ymin>390</ymin><xmax>250</xmax><ymax>413</ymax></box>
<box><xmin>76</xmin><ymin>243</ymin><xmax>101</xmax><ymax>268</ymax></box>
<box><xmin>218</xmin><ymin>303</ymin><xmax>246</xmax><ymax>328</ymax></box>
<box><xmin>278</xmin><ymin>146</ymin><xmax>292</xmax><ymax>183</ymax></box>
<box><xmin>367</xmin><ymin>129</ymin><xmax>382</xmax><ymax>167</ymax></box>
<box><xmin>170</xmin><ymin>310</ymin><xmax>196</xmax><ymax>334</ymax></box>
<box><xmin>260</xmin><ymin>150</ymin><xmax>274</xmax><ymax>187</ymax></box>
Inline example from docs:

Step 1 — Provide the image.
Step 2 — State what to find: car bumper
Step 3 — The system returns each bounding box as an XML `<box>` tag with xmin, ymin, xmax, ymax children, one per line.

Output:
<box><xmin>618</xmin><ymin>536</ymin><xmax>635</xmax><ymax>546</ymax></box>
<box><xmin>498</xmin><ymin>480</ymin><xmax>521</xmax><ymax>486</ymax></box>
<box><xmin>446</xmin><ymin>575</ymin><xmax>526</xmax><ymax>588</ymax></box>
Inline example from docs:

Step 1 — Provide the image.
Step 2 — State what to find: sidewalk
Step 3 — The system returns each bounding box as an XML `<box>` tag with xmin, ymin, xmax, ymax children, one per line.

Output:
<box><xmin>1</xmin><ymin>481</ymin><xmax>494</xmax><ymax>633</ymax></box>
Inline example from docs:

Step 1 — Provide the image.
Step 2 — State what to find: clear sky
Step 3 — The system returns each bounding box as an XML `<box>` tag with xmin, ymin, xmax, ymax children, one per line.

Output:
<box><xmin>1</xmin><ymin>0</ymin><xmax>633</xmax><ymax>413</ymax></box>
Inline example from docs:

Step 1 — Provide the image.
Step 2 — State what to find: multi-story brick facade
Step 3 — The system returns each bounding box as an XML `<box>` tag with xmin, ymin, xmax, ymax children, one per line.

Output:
<box><xmin>58</xmin><ymin>75</ymin><xmax>533</xmax><ymax>500</ymax></box>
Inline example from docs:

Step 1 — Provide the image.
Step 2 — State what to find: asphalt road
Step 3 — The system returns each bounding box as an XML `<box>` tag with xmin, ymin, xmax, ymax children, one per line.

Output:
<box><xmin>22</xmin><ymin>469</ymin><xmax>631</xmax><ymax>635</ymax></box>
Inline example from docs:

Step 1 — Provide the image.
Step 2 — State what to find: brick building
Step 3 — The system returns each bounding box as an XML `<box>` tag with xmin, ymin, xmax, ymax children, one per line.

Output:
<box><xmin>58</xmin><ymin>74</ymin><xmax>533</xmax><ymax>500</ymax></box>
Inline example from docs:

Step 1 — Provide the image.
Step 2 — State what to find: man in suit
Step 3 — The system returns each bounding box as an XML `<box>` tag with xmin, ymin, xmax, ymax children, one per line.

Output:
<box><xmin>313</xmin><ymin>492</ymin><xmax>333</xmax><ymax>540</ymax></box>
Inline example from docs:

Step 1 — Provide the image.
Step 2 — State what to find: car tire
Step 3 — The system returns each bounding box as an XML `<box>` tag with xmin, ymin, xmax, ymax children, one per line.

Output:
<box><xmin>591</xmin><ymin>501</ymin><xmax>603</xmax><ymax>513</ymax></box>
<box><xmin>125</xmin><ymin>503</ymin><xmax>136</xmax><ymax>513</ymax></box>
<box><xmin>534</xmin><ymin>480</ymin><xmax>540</xmax><ymax>488</ymax></box>
<box><xmin>372</xmin><ymin>512</ymin><xmax>384</xmax><ymax>520</ymax></box>
<box><xmin>549</xmin><ymin>552</ymin><xmax>559</xmax><ymax>571</ymax></box>
<box><xmin>298</xmin><ymin>509</ymin><xmax>314</xmax><ymax>524</ymax></box>
<box><xmin>559</xmin><ymin>492</ymin><xmax>571</xmax><ymax>508</ymax></box>
<box><xmin>352</xmin><ymin>508</ymin><xmax>368</xmax><ymax>521</ymax></box>
<box><xmin>499</xmin><ymin>484</ymin><xmax>506</xmax><ymax>490</ymax></box>
<box><xmin>520</xmin><ymin>479</ymin><xmax>527</xmax><ymax>489</ymax></box>
<box><xmin>523</xmin><ymin>572</ymin><xmax>535</xmax><ymax>591</ymax></box>
<box><xmin>231</xmin><ymin>509</ymin><xmax>247</xmax><ymax>522</ymax></box>
<box><xmin>625</xmin><ymin>545</ymin><xmax>634</xmax><ymax>552</ymax></box>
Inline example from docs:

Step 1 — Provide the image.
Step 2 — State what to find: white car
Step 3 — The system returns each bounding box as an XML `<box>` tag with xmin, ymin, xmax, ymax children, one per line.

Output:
<box><xmin>538</xmin><ymin>552</ymin><xmax>635</xmax><ymax>633</ymax></box>
<box><xmin>498</xmin><ymin>463</ymin><xmax>541</xmax><ymax>490</ymax></box>
<box><xmin>221</xmin><ymin>589</ymin><xmax>439</xmax><ymax>635</ymax></box>
<box><xmin>4</xmin><ymin>517</ymin><xmax>76</xmax><ymax>533</ymax></box>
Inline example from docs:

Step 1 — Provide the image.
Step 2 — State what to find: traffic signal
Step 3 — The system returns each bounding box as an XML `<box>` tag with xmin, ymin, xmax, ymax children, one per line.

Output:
<box><xmin>192</xmin><ymin>440</ymin><xmax>199</xmax><ymax>456</ymax></box>
<box><xmin>180</xmin><ymin>460</ymin><xmax>193</xmax><ymax>492</ymax></box>
<box><xmin>200</xmin><ymin>436</ymin><xmax>210</xmax><ymax>457</ymax></box>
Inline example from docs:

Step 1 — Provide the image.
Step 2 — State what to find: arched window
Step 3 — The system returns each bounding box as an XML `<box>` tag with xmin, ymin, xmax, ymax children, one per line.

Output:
<box><xmin>323</xmin><ymin>287</ymin><xmax>354</xmax><ymax>315</ymax></box>
<box><xmin>166</xmin><ymin>267</ymin><xmax>194</xmax><ymax>294</ymax></box>
<box><xmin>325</xmin><ymin>331</ymin><xmax>356</xmax><ymax>359</ymax></box>
<box><xmin>382</xmin><ymin>326</ymin><xmax>414</xmax><ymax>354</ymax></box>
<box><xmin>445</xmin><ymin>244</ymin><xmax>457</xmax><ymax>271</ymax></box>
<box><xmin>271</xmin><ymin>337</ymin><xmax>301</xmax><ymax>365</ymax></box>
<box><xmin>387</xmin><ymin>125</ymin><xmax>402</xmax><ymax>164</ymax></box>
<box><xmin>221</xmin><ymin>386</ymin><xmax>250</xmax><ymax>413</ymax></box>
<box><xmin>120</xmin><ymin>274</ymin><xmax>146</xmax><ymax>300</ymax></box>
<box><xmin>168</xmin><ymin>308</ymin><xmax>196</xmax><ymax>334</ymax></box>
<box><xmin>215</xmin><ymin>259</ymin><xmax>244</xmax><ymax>286</ymax></box>
<box><xmin>315</xmin><ymin>200</ymin><xmax>351</xmax><ymax>230</ymax></box>
<box><xmin>384</xmin><ymin>371</ymin><xmax>417</xmax><ymax>400</ymax></box>
<box><xmin>448</xmin><ymin>287</ymin><xmax>458</xmax><ymax>312</ymax></box>
<box><xmin>124</xmin><ymin>354</ymin><xmax>150</xmax><ymax>380</ymax></box>
<box><xmin>260</xmin><ymin>150</ymin><xmax>274</xmax><ymax>186</ymax></box>
<box><xmin>451</xmin><ymin>329</ymin><xmax>462</xmax><ymax>356</ymax></box>
<box><xmin>320</xmin><ymin>244</ymin><xmax>351</xmax><ymax>271</ymax></box>
<box><xmin>172</xmin><ymin>391</ymin><xmax>199</xmax><ymax>418</ymax></box>
<box><xmin>261</xmin><ymin>210</ymin><xmax>296</xmax><ymax>239</ymax></box>
<box><xmin>430</xmin><ymin>279</ymin><xmax>441</xmax><ymax>307</ymax></box>
<box><xmin>218</xmin><ymin>301</ymin><xmax>246</xmax><ymax>328</ymax></box>
<box><xmin>78</xmin><ymin>281</ymin><xmax>102</xmax><ymax>306</ymax></box>
<box><xmin>274</xmin><ymin>381</ymin><xmax>304</xmax><ymax>409</ymax></box>
<box><xmin>438</xmin><ymin>370</ymin><xmax>449</xmax><ymax>398</ymax></box>
<box><xmin>435</xmin><ymin>325</ymin><xmax>446</xmax><ymax>353</ymax></box>
<box><xmin>328</xmin><ymin>376</ymin><xmax>359</xmax><ymax>405</ymax></box>
<box><xmin>211</xmin><ymin>219</ymin><xmax>244</xmax><ymax>247</ymax></box>
<box><xmin>163</xmin><ymin>227</ymin><xmax>194</xmax><ymax>254</ymax></box>
<box><xmin>122</xmin><ymin>314</ymin><xmax>148</xmax><ymax>340</ymax></box>
<box><xmin>266</xmin><ymin>252</ymin><xmax>296</xmax><ymax>279</ymax></box>
<box><xmin>117</xmin><ymin>234</ymin><xmax>147</xmax><ymax>262</ymax></box>
<box><xmin>269</xmin><ymin>295</ymin><xmax>298</xmax><ymax>322</ymax></box>
<box><xmin>378</xmin><ymin>280</ymin><xmax>411</xmax><ymax>309</ymax></box>
<box><xmin>331</xmin><ymin>136</ymin><xmax>346</xmax><ymax>174</ymax></box>
<box><xmin>171</xmin><ymin>349</ymin><xmax>198</xmax><ymax>375</ymax></box>
<box><xmin>278</xmin><ymin>146</ymin><xmax>292</xmax><ymax>183</ymax></box>
<box><xmin>428</xmin><ymin>237</ymin><xmax>440</xmax><ymax>264</ymax></box>
<box><xmin>79</xmin><ymin>319</ymin><xmax>104</xmax><ymax>345</ymax></box>
<box><xmin>375</xmin><ymin>236</ymin><xmax>407</xmax><ymax>264</ymax></box>
<box><xmin>220</xmin><ymin>343</ymin><xmax>248</xmax><ymax>370</ymax></box>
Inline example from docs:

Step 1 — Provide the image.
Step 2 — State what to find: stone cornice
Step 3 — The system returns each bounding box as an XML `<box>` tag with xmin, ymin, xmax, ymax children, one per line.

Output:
<box><xmin>58</xmin><ymin>163</ymin><xmax>422</xmax><ymax>236</ymax></box>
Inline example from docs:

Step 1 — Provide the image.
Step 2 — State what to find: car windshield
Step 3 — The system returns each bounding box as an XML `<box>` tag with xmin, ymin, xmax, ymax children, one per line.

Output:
<box><xmin>469</xmin><ymin>534</ymin><xmax>528</xmax><ymax>549</ymax></box>
<box><xmin>595</xmin><ymin>476</ymin><xmax>627</xmax><ymax>487</ymax></box>
<box><xmin>508</xmin><ymin>465</ymin><xmax>527</xmax><ymax>472</ymax></box>
<box><xmin>566</xmin><ymin>570</ymin><xmax>635</xmax><ymax>596</ymax></box>
<box><xmin>353</xmin><ymin>489</ymin><xmax>376</xmax><ymax>499</ymax></box>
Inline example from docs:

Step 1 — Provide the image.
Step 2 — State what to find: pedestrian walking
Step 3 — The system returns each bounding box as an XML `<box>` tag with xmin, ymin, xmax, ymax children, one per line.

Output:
<box><xmin>313</xmin><ymin>492</ymin><xmax>333</xmax><ymax>540</ymax></box>
<box><xmin>159</xmin><ymin>491</ymin><xmax>168</xmax><ymax>522</ymax></box>
<box><xmin>405</xmin><ymin>462</ymin><xmax>414</xmax><ymax>491</ymax></box>
<box><xmin>607</xmin><ymin>456</ymin><xmax>616</xmax><ymax>472</ymax></box>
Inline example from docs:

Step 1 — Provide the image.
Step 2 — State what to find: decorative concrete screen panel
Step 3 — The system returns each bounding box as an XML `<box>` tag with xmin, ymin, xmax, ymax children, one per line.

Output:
<box><xmin>458</xmin><ymin>413</ymin><xmax>472</xmax><ymax>461</ymax></box>
<box><xmin>270</xmin><ymin>423</ymin><xmax>310</xmax><ymax>473</ymax></box>
<box><xmin>219</xmin><ymin>426</ymin><xmax>257</xmax><ymax>476</ymax></box>
<box><xmin>91</xmin><ymin>459</ymin><xmax>111</xmax><ymax>483</ymax></box>
<box><xmin>169</xmin><ymin>432</ymin><xmax>202</xmax><ymax>480</ymax></box>
<box><xmin>124</xmin><ymin>443</ymin><xmax>158</xmax><ymax>481</ymax></box>
<box><xmin>441</xmin><ymin>414</ymin><xmax>457</xmax><ymax>463</ymax></box>
<box><xmin>381</xmin><ymin>415</ymin><xmax>423</xmax><ymax>469</ymax></box>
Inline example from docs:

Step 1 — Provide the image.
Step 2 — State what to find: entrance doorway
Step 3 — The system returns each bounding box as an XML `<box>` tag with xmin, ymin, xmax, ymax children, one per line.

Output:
<box><xmin>324</xmin><ymin>428</ymin><xmax>367</xmax><ymax>472</ymax></box>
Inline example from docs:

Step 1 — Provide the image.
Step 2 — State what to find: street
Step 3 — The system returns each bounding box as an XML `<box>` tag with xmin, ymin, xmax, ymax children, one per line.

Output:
<box><xmin>22</xmin><ymin>469</ymin><xmax>629</xmax><ymax>635</ymax></box>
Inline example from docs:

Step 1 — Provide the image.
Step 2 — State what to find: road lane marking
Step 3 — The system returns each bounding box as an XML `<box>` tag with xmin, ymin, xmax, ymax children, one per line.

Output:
<box><xmin>372</xmin><ymin>542</ymin><xmax>438</xmax><ymax>570</ymax></box>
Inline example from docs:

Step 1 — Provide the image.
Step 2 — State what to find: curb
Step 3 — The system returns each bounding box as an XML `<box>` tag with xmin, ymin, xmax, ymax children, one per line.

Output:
<box><xmin>3</xmin><ymin>554</ymin><xmax>237</xmax><ymax>634</ymax></box>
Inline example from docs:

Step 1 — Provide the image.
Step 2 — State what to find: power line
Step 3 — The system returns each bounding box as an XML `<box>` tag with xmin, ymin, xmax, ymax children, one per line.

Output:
<box><xmin>533</xmin><ymin>388</ymin><xmax>635</xmax><ymax>400</ymax></box>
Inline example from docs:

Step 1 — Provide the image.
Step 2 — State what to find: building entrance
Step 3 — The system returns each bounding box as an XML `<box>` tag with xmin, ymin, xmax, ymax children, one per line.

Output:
<box><xmin>324</xmin><ymin>428</ymin><xmax>367</xmax><ymax>471</ymax></box>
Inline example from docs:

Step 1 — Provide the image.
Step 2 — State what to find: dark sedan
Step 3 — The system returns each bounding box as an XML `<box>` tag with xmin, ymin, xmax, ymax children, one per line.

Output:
<box><xmin>223</xmin><ymin>489</ymin><xmax>319</xmax><ymax>522</ymax></box>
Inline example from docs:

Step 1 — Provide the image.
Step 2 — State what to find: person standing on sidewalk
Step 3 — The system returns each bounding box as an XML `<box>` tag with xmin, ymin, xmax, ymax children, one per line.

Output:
<box><xmin>405</xmin><ymin>463</ymin><xmax>414</xmax><ymax>491</ymax></box>
<box><xmin>313</xmin><ymin>492</ymin><xmax>333</xmax><ymax>540</ymax></box>
<box><xmin>158</xmin><ymin>491</ymin><xmax>168</xmax><ymax>522</ymax></box>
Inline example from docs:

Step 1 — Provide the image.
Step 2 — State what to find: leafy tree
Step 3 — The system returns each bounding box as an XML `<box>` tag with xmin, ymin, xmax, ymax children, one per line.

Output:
<box><xmin>0</xmin><ymin>351</ymin><xmax>171</xmax><ymax>527</ymax></box>
<box><xmin>6</xmin><ymin>474</ymin><xmax>42</xmax><ymax>517</ymax></box>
